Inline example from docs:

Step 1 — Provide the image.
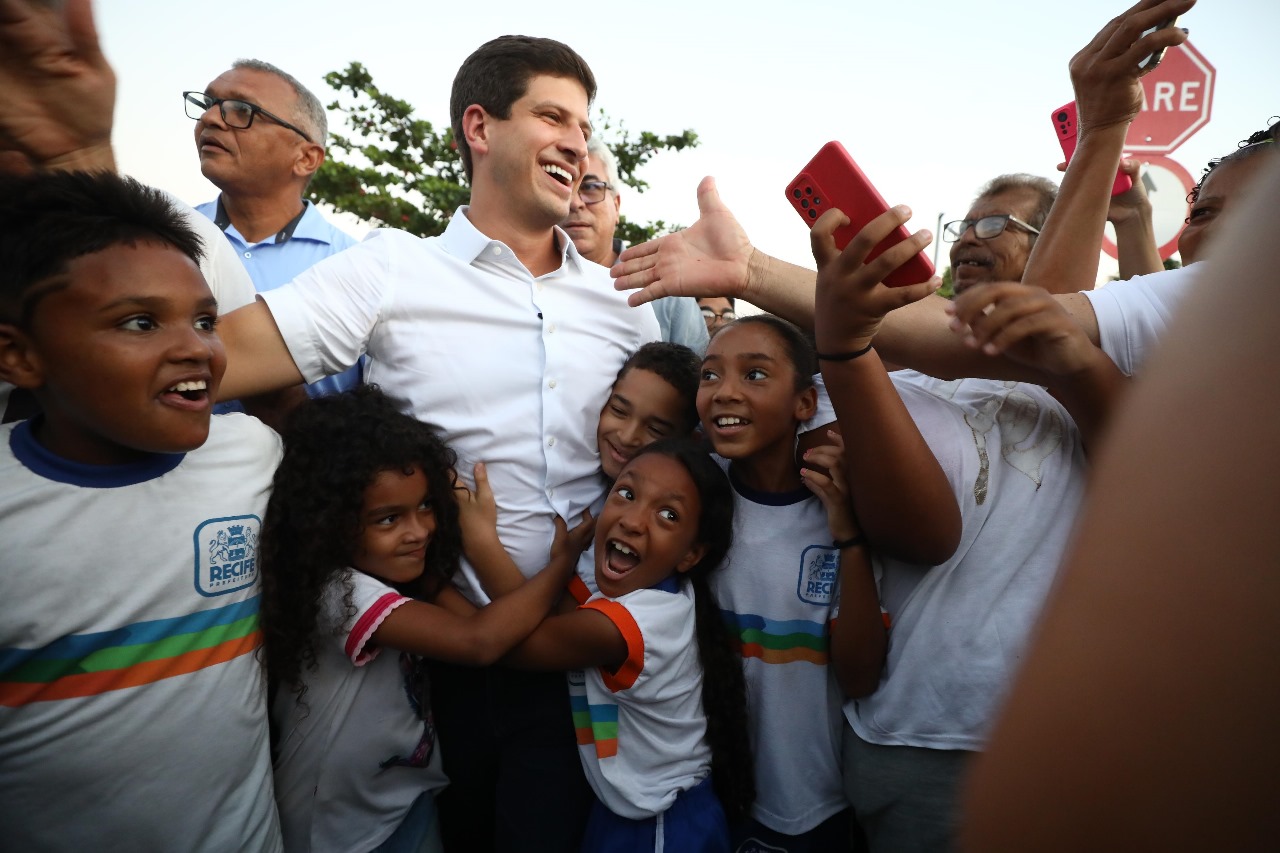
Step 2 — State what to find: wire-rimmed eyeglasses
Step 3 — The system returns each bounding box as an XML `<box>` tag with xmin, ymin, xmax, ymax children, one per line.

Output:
<box><xmin>576</xmin><ymin>180</ymin><xmax>614</xmax><ymax>205</ymax></box>
<box><xmin>942</xmin><ymin>214</ymin><xmax>1041</xmax><ymax>242</ymax></box>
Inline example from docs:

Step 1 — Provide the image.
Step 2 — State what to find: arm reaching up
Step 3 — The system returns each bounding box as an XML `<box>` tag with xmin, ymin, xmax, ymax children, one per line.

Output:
<box><xmin>809</xmin><ymin>206</ymin><xmax>960</xmax><ymax>565</ymax></box>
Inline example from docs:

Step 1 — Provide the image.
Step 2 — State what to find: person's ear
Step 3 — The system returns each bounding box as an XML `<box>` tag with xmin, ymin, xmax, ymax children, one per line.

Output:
<box><xmin>462</xmin><ymin>104</ymin><xmax>491</xmax><ymax>161</ymax></box>
<box><xmin>293</xmin><ymin>141</ymin><xmax>325</xmax><ymax>181</ymax></box>
<box><xmin>674</xmin><ymin>542</ymin><xmax>707</xmax><ymax>574</ymax></box>
<box><xmin>0</xmin><ymin>324</ymin><xmax>44</xmax><ymax>389</ymax></box>
<box><xmin>794</xmin><ymin>384</ymin><xmax>818</xmax><ymax>423</ymax></box>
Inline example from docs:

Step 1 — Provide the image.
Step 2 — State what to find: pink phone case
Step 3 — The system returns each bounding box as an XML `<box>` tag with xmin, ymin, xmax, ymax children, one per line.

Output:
<box><xmin>785</xmin><ymin>141</ymin><xmax>934</xmax><ymax>288</ymax></box>
<box><xmin>1052</xmin><ymin>101</ymin><xmax>1133</xmax><ymax>196</ymax></box>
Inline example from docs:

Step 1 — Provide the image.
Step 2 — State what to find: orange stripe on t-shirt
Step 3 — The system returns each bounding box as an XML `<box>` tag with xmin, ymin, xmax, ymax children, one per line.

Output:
<box><xmin>582</xmin><ymin>599</ymin><xmax>644</xmax><ymax>692</ymax></box>
<box><xmin>0</xmin><ymin>630</ymin><xmax>259</xmax><ymax>706</ymax></box>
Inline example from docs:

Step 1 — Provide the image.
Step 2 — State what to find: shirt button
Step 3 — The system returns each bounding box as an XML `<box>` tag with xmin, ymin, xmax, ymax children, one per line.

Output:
<box><xmin>548</xmin><ymin>380</ymin><xmax>557</xmax><ymax>389</ymax></box>
<box><xmin>547</xmin><ymin>323</ymin><xmax>556</xmax><ymax>334</ymax></box>
<box><xmin>547</xmin><ymin>437</ymin><xmax>556</xmax><ymax>448</ymax></box>
<box><xmin>491</xmin><ymin>246</ymin><xmax>502</xmax><ymax>256</ymax></box>
<box><xmin>536</xmin><ymin>282</ymin><xmax>544</xmax><ymax>292</ymax></box>
<box><xmin>243</xmin><ymin>252</ymin><xmax>252</xmax><ymax>258</ymax></box>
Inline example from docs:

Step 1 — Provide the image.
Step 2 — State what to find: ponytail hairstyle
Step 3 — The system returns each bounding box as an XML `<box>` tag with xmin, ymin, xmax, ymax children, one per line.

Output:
<box><xmin>630</xmin><ymin>438</ymin><xmax>754</xmax><ymax>821</ymax></box>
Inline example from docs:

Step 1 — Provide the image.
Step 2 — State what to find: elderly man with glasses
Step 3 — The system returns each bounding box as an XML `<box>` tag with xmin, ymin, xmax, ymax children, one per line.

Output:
<box><xmin>562</xmin><ymin>137</ymin><xmax>709</xmax><ymax>353</ymax></box>
<box><xmin>185</xmin><ymin>60</ymin><xmax>360</xmax><ymax>408</ymax></box>
<box><xmin>944</xmin><ymin>173</ymin><xmax>1057</xmax><ymax>295</ymax></box>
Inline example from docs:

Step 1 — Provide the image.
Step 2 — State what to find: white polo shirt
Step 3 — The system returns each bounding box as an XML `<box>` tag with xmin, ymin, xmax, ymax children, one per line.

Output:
<box><xmin>260</xmin><ymin>209</ymin><xmax>660</xmax><ymax>602</ymax></box>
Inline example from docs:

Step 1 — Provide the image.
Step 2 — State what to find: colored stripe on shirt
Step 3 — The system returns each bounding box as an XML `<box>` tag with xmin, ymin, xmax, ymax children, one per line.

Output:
<box><xmin>0</xmin><ymin>597</ymin><xmax>261</xmax><ymax>706</ymax></box>
<box><xmin>721</xmin><ymin>610</ymin><xmax>829</xmax><ymax>665</ymax></box>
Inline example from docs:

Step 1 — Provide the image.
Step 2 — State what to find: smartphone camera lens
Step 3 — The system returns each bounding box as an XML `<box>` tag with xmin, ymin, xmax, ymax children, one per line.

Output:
<box><xmin>801</xmin><ymin>199</ymin><xmax>809</xmax><ymax>209</ymax></box>
<box><xmin>793</xmin><ymin>189</ymin><xmax>802</xmax><ymax>199</ymax></box>
<box><xmin>808</xmin><ymin>209</ymin><xmax>817</xmax><ymax>220</ymax></box>
<box><xmin>1057</xmin><ymin>111</ymin><xmax>1068</xmax><ymax>122</ymax></box>
<box><xmin>805</xmin><ymin>187</ymin><xmax>813</xmax><ymax>195</ymax></box>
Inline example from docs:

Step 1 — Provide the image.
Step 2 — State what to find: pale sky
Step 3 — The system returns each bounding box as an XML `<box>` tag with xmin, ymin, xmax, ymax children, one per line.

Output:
<box><xmin>102</xmin><ymin>0</ymin><xmax>1277</xmax><ymax>280</ymax></box>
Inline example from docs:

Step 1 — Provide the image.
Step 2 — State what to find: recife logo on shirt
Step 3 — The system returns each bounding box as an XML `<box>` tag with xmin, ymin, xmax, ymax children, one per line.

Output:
<box><xmin>193</xmin><ymin>515</ymin><xmax>262</xmax><ymax>596</ymax></box>
<box><xmin>796</xmin><ymin>545</ymin><xmax>838</xmax><ymax>606</ymax></box>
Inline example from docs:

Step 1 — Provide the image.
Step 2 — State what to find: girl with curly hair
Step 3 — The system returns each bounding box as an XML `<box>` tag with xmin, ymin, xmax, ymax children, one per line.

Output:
<box><xmin>258</xmin><ymin>386</ymin><xmax>591</xmax><ymax>853</ymax></box>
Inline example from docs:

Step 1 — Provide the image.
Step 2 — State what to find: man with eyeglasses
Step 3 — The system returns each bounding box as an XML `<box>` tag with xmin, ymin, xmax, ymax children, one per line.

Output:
<box><xmin>697</xmin><ymin>297</ymin><xmax>736</xmax><ymax>336</ymax></box>
<box><xmin>186</xmin><ymin>59</ymin><xmax>360</xmax><ymax>408</ymax></box>
<box><xmin>945</xmin><ymin>173</ymin><xmax>1057</xmax><ymax>295</ymax></box>
<box><xmin>562</xmin><ymin>137</ymin><xmax>708</xmax><ymax>352</ymax></box>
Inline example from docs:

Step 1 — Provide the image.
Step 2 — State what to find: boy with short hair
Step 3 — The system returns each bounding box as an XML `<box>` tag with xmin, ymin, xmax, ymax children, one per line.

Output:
<box><xmin>0</xmin><ymin>171</ymin><xmax>282</xmax><ymax>852</ymax></box>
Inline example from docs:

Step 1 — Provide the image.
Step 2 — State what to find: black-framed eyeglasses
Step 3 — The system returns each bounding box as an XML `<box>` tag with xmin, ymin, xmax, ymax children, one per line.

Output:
<box><xmin>942</xmin><ymin>214</ymin><xmax>1041</xmax><ymax>242</ymax></box>
<box><xmin>183</xmin><ymin>91</ymin><xmax>313</xmax><ymax>143</ymax></box>
<box><xmin>700</xmin><ymin>307</ymin><xmax>737</xmax><ymax>322</ymax></box>
<box><xmin>576</xmin><ymin>180</ymin><xmax>613</xmax><ymax>205</ymax></box>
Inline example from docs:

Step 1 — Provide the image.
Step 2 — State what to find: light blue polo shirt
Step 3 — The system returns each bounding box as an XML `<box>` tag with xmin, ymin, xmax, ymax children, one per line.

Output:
<box><xmin>197</xmin><ymin>198</ymin><xmax>361</xmax><ymax>403</ymax></box>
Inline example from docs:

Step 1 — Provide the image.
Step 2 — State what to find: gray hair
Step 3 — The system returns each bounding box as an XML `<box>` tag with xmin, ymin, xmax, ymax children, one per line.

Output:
<box><xmin>232</xmin><ymin>58</ymin><xmax>327</xmax><ymax>146</ymax></box>
<box><xmin>974</xmin><ymin>173</ymin><xmax>1058</xmax><ymax>233</ymax></box>
<box><xmin>587</xmin><ymin>136</ymin><xmax>620</xmax><ymax>194</ymax></box>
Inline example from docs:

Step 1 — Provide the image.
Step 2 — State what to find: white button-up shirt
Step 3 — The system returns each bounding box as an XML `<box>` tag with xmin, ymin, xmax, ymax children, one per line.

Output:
<box><xmin>261</xmin><ymin>209</ymin><xmax>660</xmax><ymax>602</ymax></box>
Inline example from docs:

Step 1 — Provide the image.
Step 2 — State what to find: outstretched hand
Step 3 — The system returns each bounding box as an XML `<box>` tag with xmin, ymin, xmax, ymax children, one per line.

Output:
<box><xmin>946</xmin><ymin>283</ymin><xmax>1105</xmax><ymax>378</ymax></box>
<box><xmin>0</xmin><ymin>0</ymin><xmax>116</xmax><ymax>172</ymax></box>
<box><xmin>1069</xmin><ymin>0</ymin><xmax>1194</xmax><ymax>135</ymax></box>
<box><xmin>810</xmin><ymin>205</ymin><xmax>939</xmax><ymax>354</ymax></box>
<box><xmin>611</xmin><ymin>176</ymin><xmax>753</xmax><ymax>307</ymax></box>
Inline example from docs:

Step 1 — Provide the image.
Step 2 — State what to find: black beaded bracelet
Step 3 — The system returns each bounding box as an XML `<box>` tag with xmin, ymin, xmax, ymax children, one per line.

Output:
<box><xmin>833</xmin><ymin>534</ymin><xmax>865</xmax><ymax>549</ymax></box>
<box><xmin>816</xmin><ymin>342</ymin><xmax>873</xmax><ymax>362</ymax></box>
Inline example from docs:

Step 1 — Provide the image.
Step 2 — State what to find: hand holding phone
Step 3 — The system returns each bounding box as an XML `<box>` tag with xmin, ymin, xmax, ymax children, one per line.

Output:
<box><xmin>785</xmin><ymin>141</ymin><xmax>934</xmax><ymax>288</ymax></box>
<box><xmin>1051</xmin><ymin>101</ymin><xmax>1133</xmax><ymax>196</ymax></box>
<box><xmin>1138</xmin><ymin>16</ymin><xmax>1182</xmax><ymax>73</ymax></box>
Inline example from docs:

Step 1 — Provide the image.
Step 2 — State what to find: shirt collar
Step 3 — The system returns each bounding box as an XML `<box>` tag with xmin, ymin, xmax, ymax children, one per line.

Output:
<box><xmin>440</xmin><ymin>206</ymin><xmax>585</xmax><ymax>273</ymax></box>
<box><xmin>9</xmin><ymin>418</ymin><xmax>185</xmax><ymax>488</ymax></box>
<box><xmin>213</xmin><ymin>196</ymin><xmax>314</xmax><ymax>245</ymax></box>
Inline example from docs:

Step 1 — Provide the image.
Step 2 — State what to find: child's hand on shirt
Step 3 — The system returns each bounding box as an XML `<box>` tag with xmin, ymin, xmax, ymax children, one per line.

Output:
<box><xmin>457</xmin><ymin>462</ymin><xmax>501</xmax><ymax>561</ymax></box>
<box><xmin>549</xmin><ymin>509</ymin><xmax>595</xmax><ymax>573</ymax></box>
<box><xmin>799</xmin><ymin>431</ymin><xmax>861</xmax><ymax>545</ymax></box>
<box><xmin>810</xmin><ymin>206</ymin><xmax>941</xmax><ymax>355</ymax></box>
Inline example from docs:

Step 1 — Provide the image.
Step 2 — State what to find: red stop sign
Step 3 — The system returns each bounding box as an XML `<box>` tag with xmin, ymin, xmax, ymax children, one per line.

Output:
<box><xmin>1125</xmin><ymin>40</ymin><xmax>1215</xmax><ymax>155</ymax></box>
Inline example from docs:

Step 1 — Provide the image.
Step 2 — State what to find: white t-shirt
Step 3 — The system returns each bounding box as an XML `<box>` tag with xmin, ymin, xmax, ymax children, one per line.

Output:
<box><xmin>1083</xmin><ymin>263</ymin><xmax>1198</xmax><ymax>376</ymax></box>
<box><xmin>273</xmin><ymin>570</ymin><xmax>448</xmax><ymax>853</ymax></box>
<box><xmin>848</xmin><ymin>372</ymin><xmax>1087</xmax><ymax>752</ymax></box>
<box><xmin>260</xmin><ymin>209</ymin><xmax>660</xmax><ymax>604</ymax></box>
<box><xmin>710</xmin><ymin>464</ymin><xmax>848</xmax><ymax>835</ymax></box>
<box><xmin>0</xmin><ymin>414</ymin><xmax>283</xmax><ymax>852</ymax></box>
<box><xmin>569</xmin><ymin>580</ymin><xmax>712</xmax><ymax>820</ymax></box>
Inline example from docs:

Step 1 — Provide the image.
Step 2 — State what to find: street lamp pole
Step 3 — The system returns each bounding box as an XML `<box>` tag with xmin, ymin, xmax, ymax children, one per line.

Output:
<box><xmin>933</xmin><ymin>211</ymin><xmax>945</xmax><ymax>269</ymax></box>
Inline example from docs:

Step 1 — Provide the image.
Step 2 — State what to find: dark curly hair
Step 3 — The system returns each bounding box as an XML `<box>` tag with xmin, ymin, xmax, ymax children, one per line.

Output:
<box><xmin>617</xmin><ymin>342</ymin><xmax>701</xmax><ymax>436</ymax></box>
<box><xmin>1189</xmin><ymin>116</ymin><xmax>1279</xmax><ymax>204</ymax></box>
<box><xmin>258</xmin><ymin>386</ymin><xmax>462</xmax><ymax>702</ymax></box>
<box><xmin>630</xmin><ymin>439</ymin><xmax>755</xmax><ymax>822</ymax></box>
<box><xmin>0</xmin><ymin>171</ymin><xmax>203</xmax><ymax>325</ymax></box>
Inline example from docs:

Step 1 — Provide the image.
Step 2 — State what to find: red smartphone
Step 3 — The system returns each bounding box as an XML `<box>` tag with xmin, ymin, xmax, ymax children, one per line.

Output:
<box><xmin>785</xmin><ymin>141</ymin><xmax>934</xmax><ymax>287</ymax></box>
<box><xmin>1051</xmin><ymin>101</ymin><xmax>1133</xmax><ymax>196</ymax></box>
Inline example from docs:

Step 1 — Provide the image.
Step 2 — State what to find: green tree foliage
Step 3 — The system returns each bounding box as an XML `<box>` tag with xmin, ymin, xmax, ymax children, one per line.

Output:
<box><xmin>308</xmin><ymin>62</ymin><xmax>698</xmax><ymax>242</ymax></box>
<box><xmin>936</xmin><ymin>264</ymin><xmax>955</xmax><ymax>299</ymax></box>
